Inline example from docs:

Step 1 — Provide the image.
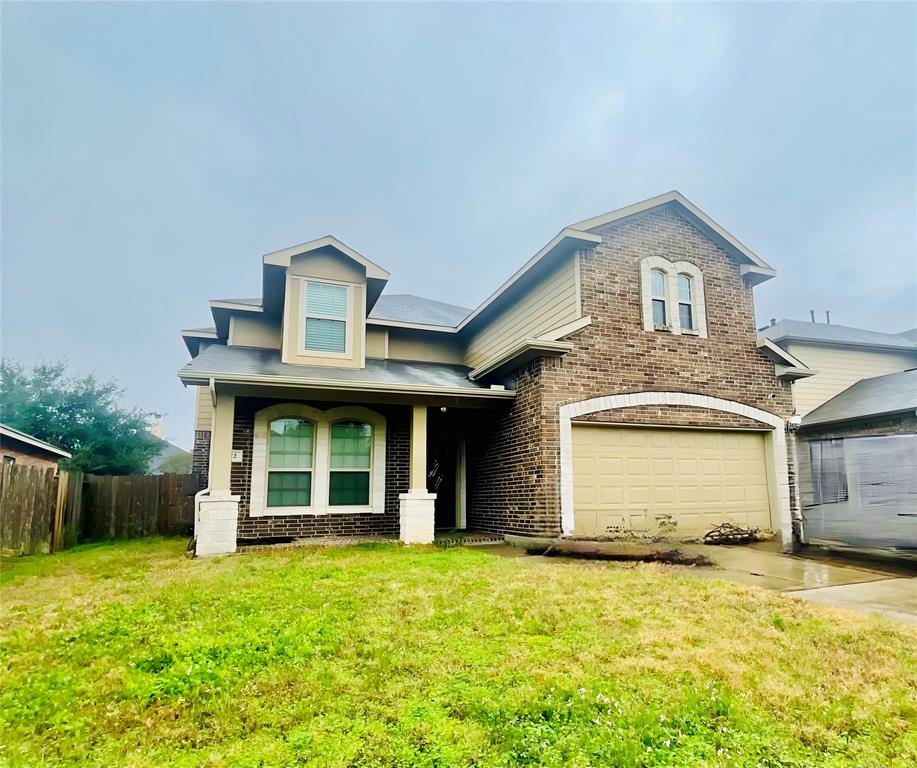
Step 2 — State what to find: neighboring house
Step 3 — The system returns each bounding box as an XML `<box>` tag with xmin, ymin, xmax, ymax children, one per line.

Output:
<box><xmin>145</xmin><ymin>416</ymin><xmax>192</xmax><ymax>474</ymax></box>
<box><xmin>147</xmin><ymin>437</ymin><xmax>192</xmax><ymax>475</ymax></box>
<box><xmin>179</xmin><ymin>191</ymin><xmax>807</xmax><ymax>556</ymax></box>
<box><xmin>761</xmin><ymin>319</ymin><xmax>917</xmax><ymax>416</ymax></box>
<box><xmin>795</xmin><ymin>369</ymin><xmax>917</xmax><ymax>554</ymax></box>
<box><xmin>0</xmin><ymin>424</ymin><xmax>71</xmax><ymax>469</ymax></box>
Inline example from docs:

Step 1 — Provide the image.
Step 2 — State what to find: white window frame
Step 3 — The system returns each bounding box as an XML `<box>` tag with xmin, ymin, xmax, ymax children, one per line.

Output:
<box><xmin>650</xmin><ymin>268</ymin><xmax>669</xmax><ymax>330</ymax></box>
<box><xmin>265</xmin><ymin>416</ymin><xmax>316</xmax><ymax>509</ymax></box>
<box><xmin>299</xmin><ymin>278</ymin><xmax>353</xmax><ymax>358</ymax></box>
<box><xmin>327</xmin><ymin>419</ymin><xmax>374</xmax><ymax>509</ymax></box>
<box><xmin>640</xmin><ymin>256</ymin><xmax>708</xmax><ymax>338</ymax></box>
<box><xmin>250</xmin><ymin>404</ymin><xmax>386</xmax><ymax>517</ymax></box>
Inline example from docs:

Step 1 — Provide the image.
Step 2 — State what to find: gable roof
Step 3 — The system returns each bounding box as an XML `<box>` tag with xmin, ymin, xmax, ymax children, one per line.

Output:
<box><xmin>570</xmin><ymin>191</ymin><xmax>776</xmax><ymax>279</ymax></box>
<box><xmin>369</xmin><ymin>294</ymin><xmax>471</xmax><ymax>328</ymax></box>
<box><xmin>802</xmin><ymin>369</ymin><xmax>917</xmax><ymax>427</ymax></box>
<box><xmin>262</xmin><ymin>235</ymin><xmax>390</xmax><ymax>280</ymax></box>
<box><xmin>762</xmin><ymin>319</ymin><xmax>917</xmax><ymax>352</ymax></box>
<box><xmin>0</xmin><ymin>423</ymin><xmax>72</xmax><ymax>459</ymax></box>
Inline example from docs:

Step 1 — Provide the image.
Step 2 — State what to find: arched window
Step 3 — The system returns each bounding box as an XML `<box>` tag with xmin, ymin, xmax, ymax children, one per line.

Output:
<box><xmin>650</xmin><ymin>268</ymin><xmax>668</xmax><ymax>327</ymax></box>
<box><xmin>329</xmin><ymin>421</ymin><xmax>372</xmax><ymax>506</ymax></box>
<box><xmin>677</xmin><ymin>274</ymin><xmax>695</xmax><ymax>331</ymax></box>
<box><xmin>267</xmin><ymin>418</ymin><xmax>315</xmax><ymax>507</ymax></box>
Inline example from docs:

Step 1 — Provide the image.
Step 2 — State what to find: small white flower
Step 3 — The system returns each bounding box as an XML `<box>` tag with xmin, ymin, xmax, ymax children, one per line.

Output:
<box><xmin>659</xmin><ymin>714</ymin><xmax>666</xmax><ymax>722</ymax></box>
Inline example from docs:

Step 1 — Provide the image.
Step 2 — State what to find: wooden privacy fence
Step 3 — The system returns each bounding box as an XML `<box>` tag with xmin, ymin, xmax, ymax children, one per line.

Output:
<box><xmin>0</xmin><ymin>465</ymin><xmax>83</xmax><ymax>555</ymax></box>
<box><xmin>0</xmin><ymin>469</ymin><xmax>199</xmax><ymax>555</ymax></box>
<box><xmin>82</xmin><ymin>474</ymin><xmax>198</xmax><ymax>540</ymax></box>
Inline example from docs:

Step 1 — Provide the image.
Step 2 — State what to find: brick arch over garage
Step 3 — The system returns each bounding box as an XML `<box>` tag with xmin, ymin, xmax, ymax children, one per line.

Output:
<box><xmin>558</xmin><ymin>392</ymin><xmax>792</xmax><ymax>550</ymax></box>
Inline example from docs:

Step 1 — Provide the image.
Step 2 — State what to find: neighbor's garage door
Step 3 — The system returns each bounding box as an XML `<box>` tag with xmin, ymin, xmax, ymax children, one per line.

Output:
<box><xmin>572</xmin><ymin>425</ymin><xmax>772</xmax><ymax>537</ymax></box>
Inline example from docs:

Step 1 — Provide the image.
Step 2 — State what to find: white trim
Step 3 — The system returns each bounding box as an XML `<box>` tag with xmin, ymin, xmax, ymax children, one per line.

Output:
<box><xmin>263</xmin><ymin>235</ymin><xmax>390</xmax><ymax>280</ymax></box>
<box><xmin>456</xmin><ymin>228</ymin><xmax>602</xmax><ymax>331</ymax></box>
<box><xmin>456</xmin><ymin>438</ymin><xmax>467</xmax><ymax>529</ymax></box>
<box><xmin>558</xmin><ymin>392</ymin><xmax>792</xmax><ymax>551</ymax></box>
<box><xmin>366</xmin><ymin>318</ymin><xmax>459</xmax><ymax>333</ymax></box>
<box><xmin>639</xmin><ymin>256</ymin><xmax>708</xmax><ymax>338</ymax></box>
<box><xmin>0</xmin><ymin>425</ymin><xmax>71</xmax><ymax>458</ymax></box>
<box><xmin>209</xmin><ymin>300</ymin><xmax>263</xmax><ymax>313</ymax></box>
<box><xmin>383</xmin><ymin>329</ymin><xmax>389</xmax><ymax>359</ymax></box>
<box><xmin>539</xmin><ymin>315</ymin><xmax>592</xmax><ymax>342</ymax></box>
<box><xmin>298</xmin><ymin>278</ymin><xmax>354</xmax><ymax>359</ymax></box>
<box><xmin>181</xmin><ymin>328</ymin><xmax>219</xmax><ymax>339</ymax></box>
<box><xmin>249</xmin><ymin>404</ymin><xmax>387</xmax><ymax>518</ymax></box>
<box><xmin>756</xmin><ymin>337</ymin><xmax>808</xmax><ymax>369</ymax></box>
<box><xmin>570</xmin><ymin>190</ymin><xmax>774</xmax><ymax>271</ymax></box>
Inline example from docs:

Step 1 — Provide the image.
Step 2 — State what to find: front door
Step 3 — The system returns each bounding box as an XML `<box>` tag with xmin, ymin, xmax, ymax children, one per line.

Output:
<box><xmin>428</xmin><ymin>437</ymin><xmax>457</xmax><ymax>530</ymax></box>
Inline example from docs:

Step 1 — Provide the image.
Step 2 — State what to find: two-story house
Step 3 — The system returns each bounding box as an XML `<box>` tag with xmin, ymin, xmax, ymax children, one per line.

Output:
<box><xmin>179</xmin><ymin>191</ymin><xmax>807</xmax><ymax>556</ymax></box>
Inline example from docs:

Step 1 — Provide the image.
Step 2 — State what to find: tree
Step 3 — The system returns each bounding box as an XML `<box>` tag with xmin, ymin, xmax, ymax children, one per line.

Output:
<box><xmin>0</xmin><ymin>360</ymin><xmax>159</xmax><ymax>475</ymax></box>
<box><xmin>158</xmin><ymin>451</ymin><xmax>192</xmax><ymax>474</ymax></box>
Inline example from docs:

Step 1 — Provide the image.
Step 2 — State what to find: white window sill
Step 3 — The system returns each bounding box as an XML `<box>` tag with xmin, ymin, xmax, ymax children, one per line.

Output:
<box><xmin>250</xmin><ymin>505</ymin><xmax>383</xmax><ymax>518</ymax></box>
<box><xmin>682</xmin><ymin>328</ymin><xmax>700</xmax><ymax>336</ymax></box>
<box><xmin>653</xmin><ymin>324</ymin><xmax>672</xmax><ymax>332</ymax></box>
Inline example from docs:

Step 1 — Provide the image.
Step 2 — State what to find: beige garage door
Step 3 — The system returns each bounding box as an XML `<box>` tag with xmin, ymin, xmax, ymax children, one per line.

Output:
<box><xmin>572</xmin><ymin>425</ymin><xmax>772</xmax><ymax>537</ymax></box>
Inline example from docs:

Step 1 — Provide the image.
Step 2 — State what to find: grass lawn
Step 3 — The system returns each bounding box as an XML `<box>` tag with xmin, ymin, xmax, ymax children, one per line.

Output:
<box><xmin>1</xmin><ymin>539</ymin><xmax>915</xmax><ymax>767</ymax></box>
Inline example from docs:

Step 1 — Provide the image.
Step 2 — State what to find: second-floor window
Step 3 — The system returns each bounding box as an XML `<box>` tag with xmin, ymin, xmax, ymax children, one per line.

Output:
<box><xmin>640</xmin><ymin>256</ymin><xmax>708</xmax><ymax>338</ymax></box>
<box><xmin>651</xmin><ymin>269</ymin><xmax>668</xmax><ymax>327</ymax></box>
<box><xmin>303</xmin><ymin>280</ymin><xmax>349</xmax><ymax>354</ymax></box>
<box><xmin>678</xmin><ymin>274</ymin><xmax>695</xmax><ymax>331</ymax></box>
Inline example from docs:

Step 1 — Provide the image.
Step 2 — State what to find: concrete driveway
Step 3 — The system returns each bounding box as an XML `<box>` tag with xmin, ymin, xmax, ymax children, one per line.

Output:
<box><xmin>682</xmin><ymin>541</ymin><xmax>917</xmax><ymax>624</ymax></box>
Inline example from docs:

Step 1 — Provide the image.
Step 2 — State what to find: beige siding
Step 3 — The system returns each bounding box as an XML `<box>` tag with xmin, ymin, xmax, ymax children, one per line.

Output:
<box><xmin>194</xmin><ymin>387</ymin><xmax>213</xmax><ymax>432</ymax></box>
<box><xmin>282</xmin><ymin>275</ymin><xmax>365</xmax><ymax>369</ymax></box>
<box><xmin>786</xmin><ymin>342</ymin><xmax>917</xmax><ymax>415</ymax></box>
<box><xmin>229</xmin><ymin>314</ymin><xmax>281</xmax><ymax>349</ymax></box>
<box><xmin>387</xmin><ymin>328</ymin><xmax>464</xmax><ymax>365</ymax></box>
<box><xmin>365</xmin><ymin>327</ymin><xmax>388</xmax><ymax>358</ymax></box>
<box><xmin>464</xmin><ymin>254</ymin><xmax>579</xmax><ymax>369</ymax></box>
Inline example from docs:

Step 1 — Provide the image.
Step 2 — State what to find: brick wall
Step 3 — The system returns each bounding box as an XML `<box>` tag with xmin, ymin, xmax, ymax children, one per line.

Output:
<box><xmin>0</xmin><ymin>445</ymin><xmax>60</xmax><ymax>470</ymax></box>
<box><xmin>231</xmin><ymin>397</ymin><xmax>408</xmax><ymax>541</ymax></box>
<box><xmin>471</xmin><ymin>203</ymin><xmax>794</xmax><ymax>536</ymax></box>
<box><xmin>192</xmin><ymin>430</ymin><xmax>211</xmax><ymax>488</ymax></box>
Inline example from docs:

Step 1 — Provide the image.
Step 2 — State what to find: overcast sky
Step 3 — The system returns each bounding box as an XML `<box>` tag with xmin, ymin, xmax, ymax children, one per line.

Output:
<box><xmin>3</xmin><ymin>2</ymin><xmax>915</xmax><ymax>449</ymax></box>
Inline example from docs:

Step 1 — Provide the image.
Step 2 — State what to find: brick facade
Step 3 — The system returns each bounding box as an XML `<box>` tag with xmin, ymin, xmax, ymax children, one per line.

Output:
<box><xmin>230</xmin><ymin>397</ymin><xmax>408</xmax><ymax>541</ymax></box>
<box><xmin>0</xmin><ymin>445</ymin><xmax>61</xmax><ymax>470</ymax></box>
<box><xmin>192</xmin><ymin>430</ymin><xmax>211</xmax><ymax>488</ymax></box>
<box><xmin>470</xmin><ymin>204</ymin><xmax>795</xmax><ymax>536</ymax></box>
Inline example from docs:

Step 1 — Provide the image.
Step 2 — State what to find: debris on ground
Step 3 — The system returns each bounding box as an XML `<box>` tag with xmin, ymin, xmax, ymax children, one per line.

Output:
<box><xmin>703</xmin><ymin>522</ymin><xmax>760</xmax><ymax>545</ymax></box>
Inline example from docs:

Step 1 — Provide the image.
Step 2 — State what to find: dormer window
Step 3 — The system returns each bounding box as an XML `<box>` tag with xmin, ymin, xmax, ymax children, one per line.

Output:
<box><xmin>677</xmin><ymin>274</ymin><xmax>695</xmax><ymax>331</ymax></box>
<box><xmin>303</xmin><ymin>280</ymin><xmax>349</xmax><ymax>354</ymax></box>
<box><xmin>651</xmin><ymin>269</ymin><xmax>668</xmax><ymax>328</ymax></box>
<box><xmin>640</xmin><ymin>257</ymin><xmax>708</xmax><ymax>338</ymax></box>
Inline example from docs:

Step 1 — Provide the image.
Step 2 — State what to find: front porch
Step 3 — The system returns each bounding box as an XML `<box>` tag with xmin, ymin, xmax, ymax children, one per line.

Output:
<box><xmin>193</xmin><ymin>382</ymin><xmax>511</xmax><ymax>556</ymax></box>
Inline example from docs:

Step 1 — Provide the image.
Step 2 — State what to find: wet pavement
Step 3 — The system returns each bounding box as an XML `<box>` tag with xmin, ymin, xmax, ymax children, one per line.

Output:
<box><xmin>678</xmin><ymin>541</ymin><xmax>917</xmax><ymax>624</ymax></box>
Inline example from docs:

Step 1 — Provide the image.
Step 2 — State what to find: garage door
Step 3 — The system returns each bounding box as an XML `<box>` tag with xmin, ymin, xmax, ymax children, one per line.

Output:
<box><xmin>572</xmin><ymin>425</ymin><xmax>772</xmax><ymax>537</ymax></box>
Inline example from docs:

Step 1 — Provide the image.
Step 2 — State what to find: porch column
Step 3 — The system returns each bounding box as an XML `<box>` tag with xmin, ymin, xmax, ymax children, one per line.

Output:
<box><xmin>196</xmin><ymin>391</ymin><xmax>240</xmax><ymax>557</ymax></box>
<box><xmin>399</xmin><ymin>404</ymin><xmax>436</xmax><ymax>544</ymax></box>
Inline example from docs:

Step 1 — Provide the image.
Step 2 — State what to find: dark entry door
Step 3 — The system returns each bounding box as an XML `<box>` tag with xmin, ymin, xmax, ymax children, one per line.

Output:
<box><xmin>428</xmin><ymin>437</ymin><xmax>456</xmax><ymax>529</ymax></box>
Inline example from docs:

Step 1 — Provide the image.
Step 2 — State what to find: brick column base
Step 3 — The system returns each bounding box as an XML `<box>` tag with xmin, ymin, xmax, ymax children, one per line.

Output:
<box><xmin>195</xmin><ymin>490</ymin><xmax>240</xmax><ymax>557</ymax></box>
